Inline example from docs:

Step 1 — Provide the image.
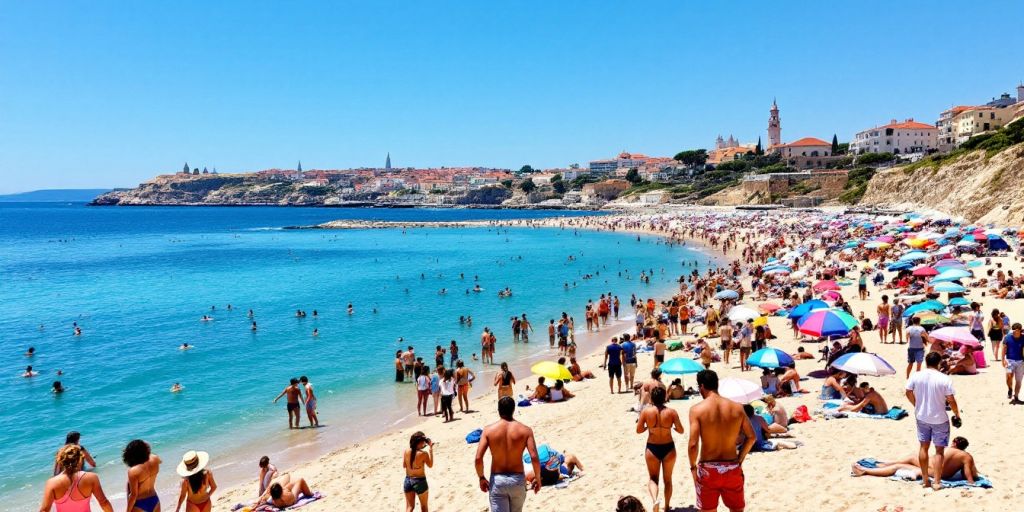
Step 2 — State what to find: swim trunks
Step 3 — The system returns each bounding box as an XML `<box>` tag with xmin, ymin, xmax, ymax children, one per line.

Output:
<box><xmin>488</xmin><ymin>472</ymin><xmax>526</xmax><ymax>512</ymax></box>
<box><xmin>287</xmin><ymin>402</ymin><xmax>300</xmax><ymax>413</ymax></box>
<box><xmin>916</xmin><ymin>419</ymin><xmax>950</xmax><ymax>447</ymax></box>
<box><xmin>695</xmin><ymin>461</ymin><xmax>744</xmax><ymax>511</ymax></box>
<box><xmin>607</xmin><ymin>364</ymin><xmax>622</xmax><ymax>379</ymax></box>
<box><xmin>403</xmin><ymin>476</ymin><xmax>428</xmax><ymax>494</ymax></box>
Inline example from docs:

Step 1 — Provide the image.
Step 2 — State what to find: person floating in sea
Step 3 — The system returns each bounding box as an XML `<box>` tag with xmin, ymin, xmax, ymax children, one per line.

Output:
<box><xmin>347</xmin><ymin>303</ymin><xmax>354</xmax><ymax>314</ymax></box>
<box><xmin>312</xmin><ymin>328</ymin><xmax>319</xmax><ymax>337</ymax></box>
<box><xmin>273</xmin><ymin>378</ymin><xmax>304</xmax><ymax>429</ymax></box>
<box><xmin>179</xmin><ymin>343</ymin><xmax>193</xmax><ymax>350</ymax></box>
<box><xmin>301</xmin><ymin>375</ymin><xmax>319</xmax><ymax>427</ymax></box>
<box><xmin>23</xmin><ymin>365</ymin><xmax>38</xmax><ymax>378</ymax></box>
<box><xmin>170</xmin><ymin>382</ymin><xmax>184</xmax><ymax>393</ymax></box>
<box><xmin>251</xmin><ymin>321</ymin><xmax>258</xmax><ymax>332</ymax></box>
<box><xmin>25</xmin><ymin>346</ymin><xmax>35</xmax><ymax>357</ymax></box>
<box><xmin>52</xmin><ymin>381</ymin><xmax>66</xmax><ymax>394</ymax></box>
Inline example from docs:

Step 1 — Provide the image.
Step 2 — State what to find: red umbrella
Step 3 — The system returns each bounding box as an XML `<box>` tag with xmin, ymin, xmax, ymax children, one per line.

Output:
<box><xmin>759</xmin><ymin>302</ymin><xmax>782</xmax><ymax>313</ymax></box>
<box><xmin>912</xmin><ymin>265</ymin><xmax>939</xmax><ymax>277</ymax></box>
<box><xmin>812</xmin><ymin>280</ymin><xmax>840</xmax><ymax>292</ymax></box>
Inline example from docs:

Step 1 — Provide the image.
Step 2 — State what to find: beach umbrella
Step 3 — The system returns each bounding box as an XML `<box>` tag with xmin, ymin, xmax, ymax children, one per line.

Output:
<box><xmin>530</xmin><ymin>361</ymin><xmax>572</xmax><ymax>381</ymax></box>
<box><xmin>764</xmin><ymin>268</ymin><xmax>790</xmax><ymax>275</ymax></box>
<box><xmin>820</xmin><ymin>290</ymin><xmax>842</xmax><ymax>301</ymax></box>
<box><xmin>902</xmin><ymin>300</ymin><xmax>946</xmax><ymax>316</ymax></box>
<box><xmin>912</xmin><ymin>265</ymin><xmax>939</xmax><ymax>277</ymax></box>
<box><xmin>930</xmin><ymin>326</ymin><xmax>982</xmax><ymax>347</ymax></box>
<box><xmin>966</xmin><ymin>260</ymin><xmax>983</xmax><ymax>268</ymax></box>
<box><xmin>933</xmin><ymin>268</ymin><xmax>971</xmax><ymax>281</ymax></box>
<box><xmin>747</xmin><ymin>348</ymin><xmax>794</xmax><ymax>369</ymax></box>
<box><xmin>933</xmin><ymin>282</ymin><xmax>966</xmax><ymax>293</ymax></box>
<box><xmin>728</xmin><ymin>306</ymin><xmax>759</xmax><ymax>323</ymax></box>
<box><xmin>947</xmin><ymin>297</ymin><xmax>971</xmax><ymax>307</ymax></box>
<box><xmin>914</xmin><ymin>312</ymin><xmax>951</xmax><ymax>326</ymax></box>
<box><xmin>831</xmin><ymin>352</ymin><xmax>896</xmax><ymax>376</ymax></box>
<box><xmin>864</xmin><ymin>241</ymin><xmax>891</xmax><ymax>249</ymax></box>
<box><xmin>813</xmin><ymin>280</ymin><xmax>840</xmax><ymax>292</ymax></box>
<box><xmin>957</xmin><ymin>240</ymin><xmax>979</xmax><ymax>248</ymax></box>
<box><xmin>899</xmin><ymin>251</ymin><xmax>928</xmax><ymax>261</ymax></box>
<box><xmin>660</xmin><ymin>357</ymin><xmax>705</xmax><ymax>375</ymax></box>
<box><xmin>886</xmin><ymin>261</ymin><xmax>913</xmax><ymax>271</ymax></box>
<box><xmin>787</xmin><ymin>299</ymin><xmax>829</xmax><ymax>319</ymax></box>
<box><xmin>714</xmin><ymin>289</ymin><xmax>739</xmax><ymax>300</ymax></box>
<box><xmin>933</xmin><ymin>259</ymin><xmax>966</xmax><ymax>268</ymax></box>
<box><xmin>718</xmin><ymin>378</ymin><xmax>764</xmax><ymax>404</ymax></box>
<box><xmin>759</xmin><ymin>302</ymin><xmax>782</xmax><ymax>313</ymax></box>
<box><xmin>843</xmin><ymin>240</ymin><xmax>861</xmax><ymax>249</ymax></box>
<box><xmin>797</xmin><ymin>309</ymin><xmax>858</xmax><ymax>337</ymax></box>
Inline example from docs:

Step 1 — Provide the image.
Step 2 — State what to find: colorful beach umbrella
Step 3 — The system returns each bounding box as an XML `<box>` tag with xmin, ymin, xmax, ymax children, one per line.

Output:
<box><xmin>934</xmin><ymin>268</ymin><xmax>971</xmax><ymax>280</ymax></box>
<box><xmin>947</xmin><ymin>297</ymin><xmax>971</xmax><ymax>307</ymax></box>
<box><xmin>864</xmin><ymin>241</ymin><xmax>891</xmax><ymax>249</ymax></box>
<box><xmin>831</xmin><ymin>352</ymin><xmax>896</xmax><ymax>376</ymax></box>
<box><xmin>714</xmin><ymin>289</ymin><xmax>739</xmax><ymax>300</ymax></box>
<box><xmin>902</xmin><ymin>300</ymin><xmax>946</xmax><ymax>317</ymax></box>
<box><xmin>759</xmin><ymin>302</ymin><xmax>782</xmax><ymax>313</ymax></box>
<box><xmin>797</xmin><ymin>309</ymin><xmax>858</xmax><ymax>337</ymax></box>
<box><xmin>914</xmin><ymin>312</ymin><xmax>951</xmax><ymax>326</ymax></box>
<box><xmin>718</xmin><ymin>378</ymin><xmax>764</xmax><ymax>404</ymax></box>
<box><xmin>530</xmin><ymin>361</ymin><xmax>572</xmax><ymax>381</ymax></box>
<box><xmin>747</xmin><ymin>348</ymin><xmax>794</xmax><ymax>369</ymax></box>
<box><xmin>912</xmin><ymin>265</ymin><xmax>939</xmax><ymax>277</ymax></box>
<box><xmin>660</xmin><ymin>357</ymin><xmax>705</xmax><ymax>375</ymax></box>
<box><xmin>787</xmin><ymin>299</ymin><xmax>829</xmax><ymax>319</ymax></box>
<box><xmin>930</xmin><ymin>326</ymin><xmax>982</xmax><ymax>347</ymax></box>
<box><xmin>933</xmin><ymin>282</ymin><xmax>967</xmax><ymax>293</ymax></box>
<box><xmin>813</xmin><ymin>280</ymin><xmax>840</xmax><ymax>292</ymax></box>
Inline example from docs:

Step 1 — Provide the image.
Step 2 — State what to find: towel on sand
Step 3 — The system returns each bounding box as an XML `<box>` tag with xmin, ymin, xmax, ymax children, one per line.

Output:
<box><xmin>818</xmin><ymin>402</ymin><xmax>909</xmax><ymax>420</ymax></box>
<box><xmin>855</xmin><ymin>459</ymin><xmax>992</xmax><ymax>488</ymax></box>
<box><xmin>232</xmin><ymin>492</ymin><xmax>324</xmax><ymax>511</ymax></box>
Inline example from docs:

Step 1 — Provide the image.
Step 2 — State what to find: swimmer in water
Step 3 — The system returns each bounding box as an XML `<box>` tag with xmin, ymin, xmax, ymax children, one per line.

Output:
<box><xmin>347</xmin><ymin>303</ymin><xmax>354</xmax><ymax>314</ymax></box>
<box><xmin>52</xmin><ymin>381</ymin><xmax>65</xmax><ymax>394</ymax></box>
<box><xmin>312</xmin><ymin>328</ymin><xmax>319</xmax><ymax>337</ymax></box>
<box><xmin>251</xmin><ymin>321</ymin><xmax>258</xmax><ymax>331</ymax></box>
<box><xmin>179</xmin><ymin>343</ymin><xmax>192</xmax><ymax>350</ymax></box>
<box><xmin>56</xmin><ymin>369</ymin><xmax>63</xmax><ymax>376</ymax></box>
<box><xmin>248</xmin><ymin>309</ymin><xmax>255</xmax><ymax>318</ymax></box>
<box><xmin>201</xmin><ymin>315</ymin><xmax>212</xmax><ymax>322</ymax></box>
<box><xmin>25</xmin><ymin>347</ymin><xmax>35</xmax><ymax>357</ymax></box>
<box><xmin>73</xmin><ymin>326</ymin><xmax>82</xmax><ymax>336</ymax></box>
<box><xmin>171</xmin><ymin>383</ymin><xmax>183</xmax><ymax>393</ymax></box>
<box><xmin>23</xmin><ymin>365</ymin><xmax>38</xmax><ymax>378</ymax></box>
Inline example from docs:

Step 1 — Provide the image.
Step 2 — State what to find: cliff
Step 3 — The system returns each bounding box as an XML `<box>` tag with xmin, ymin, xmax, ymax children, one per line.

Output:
<box><xmin>858</xmin><ymin>142</ymin><xmax>1024</xmax><ymax>224</ymax></box>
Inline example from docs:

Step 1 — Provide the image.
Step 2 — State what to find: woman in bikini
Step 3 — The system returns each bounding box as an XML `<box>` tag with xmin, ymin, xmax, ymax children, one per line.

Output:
<box><xmin>39</xmin><ymin>444</ymin><xmax>115</xmax><ymax>512</ymax></box>
<box><xmin>877</xmin><ymin>295</ymin><xmax>891</xmax><ymax>344</ymax></box>
<box><xmin>174</xmin><ymin>451</ymin><xmax>216</xmax><ymax>512</ymax></box>
<box><xmin>636</xmin><ymin>386</ymin><xmax>684</xmax><ymax>512</ymax></box>
<box><xmin>402</xmin><ymin>432</ymin><xmax>433</xmax><ymax>512</ymax></box>
<box><xmin>123</xmin><ymin>439</ymin><xmax>162</xmax><ymax>512</ymax></box>
<box><xmin>988</xmin><ymin>309</ymin><xmax>1005</xmax><ymax>361</ymax></box>
<box><xmin>494</xmin><ymin>362</ymin><xmax>516</xmax><ymax>399</ymax></box>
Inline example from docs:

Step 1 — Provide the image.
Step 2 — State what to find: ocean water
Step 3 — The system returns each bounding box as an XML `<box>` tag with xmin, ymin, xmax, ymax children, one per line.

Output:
<box><xmin>0</xmin><ymin>204</ymin><xmax>709</xmax><ymax>510</ymax></box>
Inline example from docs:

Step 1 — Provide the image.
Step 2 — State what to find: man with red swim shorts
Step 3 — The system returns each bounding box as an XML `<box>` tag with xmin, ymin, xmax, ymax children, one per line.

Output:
<box><xmin>688</xmin><ymin>369</ymin><xmax>756</xmax><ymax>511</ymax></box>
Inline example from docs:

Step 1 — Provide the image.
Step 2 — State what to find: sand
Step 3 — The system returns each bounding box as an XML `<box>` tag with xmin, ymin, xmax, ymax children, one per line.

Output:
<box><xmin>214</xmin><ymin>210</ymin><xmax>1024</xmax><ymax>512</ymax></box>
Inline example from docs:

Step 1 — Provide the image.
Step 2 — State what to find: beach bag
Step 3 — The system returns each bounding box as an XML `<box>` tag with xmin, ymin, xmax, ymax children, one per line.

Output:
<box><xmin>465</xmin><ymin>429</ymin><xmax>483</xmax><ymax>444</ymax></box>
<box><xmin>792</xmin><ymin>405</ymin><xmax>812</xmax><ymax>423</ymax></box>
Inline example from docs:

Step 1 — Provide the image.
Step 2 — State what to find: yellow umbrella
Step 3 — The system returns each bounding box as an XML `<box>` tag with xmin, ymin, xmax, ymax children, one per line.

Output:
<box><xmin>530</xmin><ymin>361</ymin><xmax>572</xmax><ymax>381</ymax></box>
<box><xmin>753</xmin><ymin>315</ymin><xmax>768</xmax><ymax>327</ymax></box>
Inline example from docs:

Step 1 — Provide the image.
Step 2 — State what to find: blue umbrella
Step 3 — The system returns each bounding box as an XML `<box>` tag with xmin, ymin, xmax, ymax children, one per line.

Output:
<box><xmin>932</xmin><ymin>269</ymin><xmax>971</xmax><ymax>282</ymax></box>
<box><xmin>899</xmin><ymin>252</ymin><xmax>928</xmax><ymax>262</ymax></box>
<box><xmin>714</xmin><ymin>290</ymin><xmax>739</xmax><ymax>300</ymax></box>
<box><xmin>747</xmin><ymin>348</ymin><xmax>794</xmax><ymax>369</ymax></box>
<box><xmin>886</xmin><ymin>261</ymin><xmax>913</xmax><ymax>271</ymax></box>
<box><xmin>903</xmin><ymin>300</ymin><xmax>947</xmax><ymax>317</ymax></box>
<box><xmin>933</xmin><ymin>282</ymin><xmax>967</xmax><ymax>293</ymax></box>
<box><xmin>660</xmin><ymin>357</ymin><xmax>705</xmax><ymax>375</ymax></box>
<box><xmin>787</xmin><ymin>299</ymin><xmax>829</xmax><ymax>319</ymax></box>
<box><xmin>948</xmin><ymin>297</ymin><xmax>970</xmax><ymax>307</ymax></box>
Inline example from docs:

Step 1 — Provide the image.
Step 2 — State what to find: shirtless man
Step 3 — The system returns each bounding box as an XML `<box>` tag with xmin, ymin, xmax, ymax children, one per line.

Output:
<box><xmin>688</xmin><ymin>370</ymin><xmax>755</xmax><ymax>512</ymax></box>
<box><xmin>519</xmin><ymin>314</ymin><xmax>533</xmax><ymax>343</ymax></box>
<box><xmin>273</xmin><ymin>378</ymin><xmax>303</xmax><ymax>429</ymax></box>
<box><xmin>852</xmin><ymin>436</ymin><xmax>979</xmax><ymax>484</ymax></box>
<box><xmin>259</xmin><ymin>474</ymin><xmax>312</xmax><ymax>508</ymax></box>
<box><xmin>839</xmin><ymin>382</ymin><xmax>889</xmax><ymax>415</ymax></box>
<box><xmin>640</xmin><ymin>369</ymin><xmax>666</xmax><ymax>407</ymax></box>
<box><xmin>474</xmin><ymin>397</ymin><xmax>541</xmax><ymax>512</ymax></box>
<box><xmin>300</xmin><ymin>376</ymin><xmax>319</xmax><ymax>427</ymax></box>
<box><xmin>402</xmin><ymin>347</ymin><xmax>416</xmax><ymax>381</ymax></box>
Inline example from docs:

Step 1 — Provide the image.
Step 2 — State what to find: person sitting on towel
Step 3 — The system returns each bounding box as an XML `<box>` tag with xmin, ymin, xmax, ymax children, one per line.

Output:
<box><xmin>523</xmin><ymin>444</ymin><xmax>584</xmax><ymax>487</ymax></box>
<box><xmin>852</xmin><ymin>436</ymin><xmax>979</xmax><ymax>484</ymax></box>
<box><xmin>838</xmin><ymin>382</ymin><xmax>889</xmax><ymax>415</ymax></box>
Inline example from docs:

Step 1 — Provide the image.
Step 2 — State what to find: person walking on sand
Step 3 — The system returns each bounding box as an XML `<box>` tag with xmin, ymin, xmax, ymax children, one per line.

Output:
<box><xmin>637</xmin><ymin>386</ymin><xmax>683</xmax><ymax>512</ymax></box>
<box><xmin>474</xmin><ymin>397</ymin><xmax>542</xmax><ymax>512</ymax></box>
<box><xmin>1000</xmin><ymin>322</ymin><xmax>1024</xmax><ymax>403</ymax></box>
<box><xmin>905</xmin><ymin>316</ymin><xmax>928</xmax><ymax>378</ymax></box>
<box><xmin>39</xmin><ymin>444</ymin><xmax>115</xmax><ymax>512</ymax></box>
<box><xmin>688</xmin><ymin>370</ymin><xmax>755</xmax><ymax>512</ymax></box>
<box><xmin>603</xmin><ymin>336</ymin><xmax>624</xmax><ymax>394</ymax></box>
<box><xmin>403</xmin><ymin>432</ymin><xmax>433</xmax><ymax>512</ymax></box>
<box><xmin>300</xmin><ymin>376</ymin><xmax>319</xmax><ymax>427</ymax></box>
<box><xmin>877</xmin><ymin>295</ymin><xmax>891</xmax><ymax>345</ymax></box>
<box><xmin>123</xmin><ymin>439</ymin><xmax>162</xmax><ymax>512</ymax></box>
<box><xmin>495</xmin><ymin>362</ymin><xmax>516</xmax><ymax>399</ymax></box>
<box><xmin>273</xmin><ymin>378</ymin><xmax>303</xmax><ymax>429</ymax></box>
<box><xmin>456</xmin><ymin>360</ymin><xmax>476</xmax><ymax>413</ymax></box>
<box><xmin>905</xmin><ymin>351</ymin><xmax>962</xmax><ymax>490</ymax></box>
<box><xmin>174</xmin><ymin>450</ymin><xmax>216</xmax><ymax>512</ymax></box>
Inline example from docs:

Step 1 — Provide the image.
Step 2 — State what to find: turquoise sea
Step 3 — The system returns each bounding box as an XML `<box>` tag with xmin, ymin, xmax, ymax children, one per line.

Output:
<box><xmin>0</xmin><ymin>204</ymin><xmax>709</xmax><ymax>510</ymax></box>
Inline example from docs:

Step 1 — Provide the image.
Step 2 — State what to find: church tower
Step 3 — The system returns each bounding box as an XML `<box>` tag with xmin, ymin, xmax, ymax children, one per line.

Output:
<box><xmin>767</xmin><ymin>99</ymin><xmax>781</xmax><ymax>147</ymax></box>
<box><xmin>385</xmin><ymin>153</ymin><xmax>392</xmax><ymax>171</ymax></box>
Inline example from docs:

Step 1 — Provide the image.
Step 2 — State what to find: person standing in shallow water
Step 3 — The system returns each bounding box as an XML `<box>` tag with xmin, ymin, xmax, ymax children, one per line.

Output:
<box><xmin>300</xmin><ymin>376</ymin><xmax>319</xmax><ymax>427</ymax></box>
<box><xmin>273</xmin><ymin>378</ymin><xmax>303</xmax><ymax>429</ymax></box>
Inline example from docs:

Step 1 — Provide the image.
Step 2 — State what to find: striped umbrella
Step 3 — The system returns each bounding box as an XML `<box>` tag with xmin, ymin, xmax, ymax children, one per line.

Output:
<box><xmin>797</xmin><ymin>309</ymin><xmax>858</xmax><ymax>337</ymax></box>
<box><xmin>747</xmin><ymin>348</ymin><xmax>794</xmax><ymax>369</ymax></box>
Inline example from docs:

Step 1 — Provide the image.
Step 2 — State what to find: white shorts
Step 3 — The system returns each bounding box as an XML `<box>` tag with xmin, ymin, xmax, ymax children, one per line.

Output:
<box><xmin>1007</xmin><ymin>359</ymin><xmax>1024</xmax><ymax>380</ymax></box>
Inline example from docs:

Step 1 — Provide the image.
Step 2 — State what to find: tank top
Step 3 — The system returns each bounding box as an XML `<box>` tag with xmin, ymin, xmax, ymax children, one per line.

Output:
<box><xmin>55</xmin><ymin>472</ymin><xmax>91</xmax><ymax>512</ymax></box>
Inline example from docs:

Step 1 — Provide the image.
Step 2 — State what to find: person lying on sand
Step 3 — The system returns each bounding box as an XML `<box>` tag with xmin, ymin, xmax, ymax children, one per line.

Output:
<box><xmin>257</xmin><ymin>474</ymin><xmax>313</xmax><ymax>508</ymax></box>
<box><xmin>741</xmin><ymin>404</ymin><xmax>799</xmax><ymax>451</ymax></box>
<box><xmin>851</xmin><ymin>436</ymin><xmax>979</xmax><ymax>485</ymax></box>
<box><xmin>523</xmin><ymin>445</ymin><xmax>584</xmax><ymax>488</ymax></box>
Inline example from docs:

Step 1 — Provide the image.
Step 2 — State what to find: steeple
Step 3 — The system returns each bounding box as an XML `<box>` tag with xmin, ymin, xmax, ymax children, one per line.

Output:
<box><xmin>297</xmin><ymin>161</ymin><xmax>303</xmax><ymax>173</ymax></box>
<box><xmin>385</xmin><ymin>152</ymin><xmax>392</xmax><ymax>171</ymax></box>
<box><xmin>767</xmin><ymin>99</ymin><xmax>782</xmax><ymax>147</ymax></box>
<box><xmin>183</xmin><ymin>162</ymin><xmax>190</xmax><ymax>174</ymax></box>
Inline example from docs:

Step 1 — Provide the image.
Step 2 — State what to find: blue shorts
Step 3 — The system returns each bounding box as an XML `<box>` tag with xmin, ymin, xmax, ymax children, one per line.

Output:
<box><xmin>916</xmin><ymin>419</ymin><xmax>950</xmax><ymax>447</ymax></box>
<box><xmin>907</xmin><ymin>348</ymin><xmax>925</xmax><ymax>364</ymax></box>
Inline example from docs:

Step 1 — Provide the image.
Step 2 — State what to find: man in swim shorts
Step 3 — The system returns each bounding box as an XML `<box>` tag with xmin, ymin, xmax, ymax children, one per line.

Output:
<box><xmin>273</xmin><ymin>378</ymin><xmax>303</xmax><ymax>429</ymax></box>
<box><xmin>688</xmin><ymin>370</ymin><xmax>755</xmax><ymax>511</ymax></box>
<box><xmin>300</xmin><ymin>376</ymin><xmax>319</xmax><ymax>427</ymax></box>
<box><xmin>475</xmin><ymin>397</ymin><xmax>541</xmax><ymax>512</ymax></box>
<box><xmin>603</xmin><ymin>337</ymin><xmax>624</xmax><ymax>394</ymax></box>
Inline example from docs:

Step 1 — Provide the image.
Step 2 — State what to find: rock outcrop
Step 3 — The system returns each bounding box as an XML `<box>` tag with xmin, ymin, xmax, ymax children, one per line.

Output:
<box><xmin>859</xmin><ymin>143</ymin><xmax>1024</xmax><ymax>224</ymax></box>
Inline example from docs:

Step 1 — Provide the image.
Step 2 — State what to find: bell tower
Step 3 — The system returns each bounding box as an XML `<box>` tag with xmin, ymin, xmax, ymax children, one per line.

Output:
<box><xmin>768</xmin><ymin>99</ymin><xmax>781</xmax><ymax>147</ymax></box>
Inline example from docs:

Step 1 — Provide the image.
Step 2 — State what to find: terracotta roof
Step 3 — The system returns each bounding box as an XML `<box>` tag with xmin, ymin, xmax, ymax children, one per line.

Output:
<box><xmin>882</xmin><ymin>121</ymin><xmax>936</xmax><ymax>130</ymax></box>
<box><xmin>782</xmin><ymin>137</ymin><xmax>830</xmax><ymax>147</ymax></box>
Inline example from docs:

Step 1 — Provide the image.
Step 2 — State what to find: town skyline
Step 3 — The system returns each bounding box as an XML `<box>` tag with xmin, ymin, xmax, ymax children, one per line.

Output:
<box><xmin>2</xmin><ymin>1</ymin><xmax>1023</xmax><ymax>193</ymax></box>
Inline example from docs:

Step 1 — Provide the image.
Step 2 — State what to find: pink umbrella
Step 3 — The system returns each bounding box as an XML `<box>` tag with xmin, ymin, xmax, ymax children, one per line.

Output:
<box><xmin>874</xmin><ymin>235</ymin><xmax>895</xmax><ymax>243</ymax></box>
<box><xmin>912</xmin><ymin>265</ymin><xmax>939</xmax><ymax>277</ymax></box>
<box><xmin>759</xmin><ymin>302</ymin><xmax>782</xmax><ymax>313</ymax></box>
<box><xmin>929</xmin><ymin>326</ymin><xmax>982</xmax><ymax>347</ymax></box>
<box><xmin>813</xmin><ymin>280</ymin><xmax>840</xmax><ymax>292</ymax></box>
<box><xmin>820</xmin><ymin>290</ymin><xmax>842</xmax><ymax>301</ymax></box>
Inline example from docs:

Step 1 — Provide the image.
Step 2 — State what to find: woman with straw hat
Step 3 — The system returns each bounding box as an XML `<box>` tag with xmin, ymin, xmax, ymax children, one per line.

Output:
<box><xmin>174</xmin><ymin>450</ymin><xmax>216</xmax><ymax>512</ymax></box>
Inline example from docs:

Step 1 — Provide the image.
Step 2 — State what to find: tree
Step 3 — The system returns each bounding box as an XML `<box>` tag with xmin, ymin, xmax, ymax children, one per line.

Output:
<box><xmin>552</xmin><ymin>180</ymin><xmax>567</xmax><ymax>194</ymax></box>
<box><xmin>755</xmin><ymin>137</ymin><xmax>764</xmax><ymax>156</ymax></box>
<box><xmin>673</xmin><ymin>149</ymin><xmax>707</xmax><ymax>168</ymax></box>
<box><xmin>625</xmin><ymin>168</ymin><xmax>642</xmax><ymax>184</ymax></box>
<box><xmin>831</xmin><ymin>134</ymin><xmax>840</xmax><ymax>155</ymax></box>
<box><xmin>520</xmin><ymin>178</ymin><xmax>537</xmax><ymax>193</ymax></box>
<box><xmin>519</xmin><ymin>165</ymin><xmax>535</xmax><ymax>174</ymax></box>
<box><xmin>500</xmin><ymin>179</ymin><xmax>513</xmax><ymax>189</ymax></box>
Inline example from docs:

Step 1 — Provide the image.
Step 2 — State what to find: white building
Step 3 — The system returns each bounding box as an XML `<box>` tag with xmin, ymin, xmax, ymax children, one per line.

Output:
<box><xmin>850</xmin><ymin>119</ymin><xmax>937</xmax><ymax>155</ymax></box>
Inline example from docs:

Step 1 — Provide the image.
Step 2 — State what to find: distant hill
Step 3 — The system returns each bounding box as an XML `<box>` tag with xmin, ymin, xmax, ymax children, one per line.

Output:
<box><xmin>0</xmin><ymin>189</ymin><xmax>112</xmax><ymax>202</ymax></box>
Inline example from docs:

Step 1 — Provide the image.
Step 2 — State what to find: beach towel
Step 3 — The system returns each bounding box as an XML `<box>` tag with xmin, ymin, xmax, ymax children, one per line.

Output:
<box><xmin>232</xmin><ymin>492</ymin><xmax>325</xmax><ymax>512</ymax></box>
<box><xmin>465</xmin><ymin>428</ymin><xmax>483</xmax><ymax>444</ymax></box>
<box><xmin>818</xmin><ymin>402</ymin><xmax>908</xmax><ymax>420</ymax></box>
<box><xmin>855</xmin><ymin>459</ymin><xmax>992</xmax><ymax>488</ymax></box>
<box><xmin>551</xmin><ymin>471</ymin><xmax>583</xmax><ymax>489</ymax></box>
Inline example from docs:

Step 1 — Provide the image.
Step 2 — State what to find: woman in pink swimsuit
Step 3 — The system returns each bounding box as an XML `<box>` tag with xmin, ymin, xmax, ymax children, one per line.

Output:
<box><xmin>39</xmin><ymin>444</ymin><xmax>114</xmax><ymax>512</ymax></box>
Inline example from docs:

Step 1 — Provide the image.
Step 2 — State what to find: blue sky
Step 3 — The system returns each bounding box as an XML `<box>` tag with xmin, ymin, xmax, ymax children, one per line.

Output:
<box><xmin>1</xmin><ymin>1</ymin><xmax>1022</xmax><ymax>192</ymax></box>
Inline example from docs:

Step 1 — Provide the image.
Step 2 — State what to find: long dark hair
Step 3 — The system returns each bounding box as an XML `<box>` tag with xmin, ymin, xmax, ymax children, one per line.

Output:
<box><xmin>188</xmin><ymin>469</ymin><xmax>206</xmax><ymax>493</ymax></box>
<box><xmin>409</xmin><ymin>431</ymin><xmax>426</xmax><ymax>468</ymax></box>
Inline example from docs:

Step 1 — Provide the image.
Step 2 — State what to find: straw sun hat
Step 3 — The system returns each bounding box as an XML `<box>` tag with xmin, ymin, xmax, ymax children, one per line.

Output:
<box><xmin>176</xmin><ymin>450</ymin><xmax>210</xmax><ymax>477</ymax></box>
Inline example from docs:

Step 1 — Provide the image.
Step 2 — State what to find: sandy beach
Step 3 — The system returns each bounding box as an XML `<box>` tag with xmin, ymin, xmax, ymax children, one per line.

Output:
<box><xmin>208</xmin><ymin>208</ymin><xmax>1024</xmax><ymax>512</ymax></box>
